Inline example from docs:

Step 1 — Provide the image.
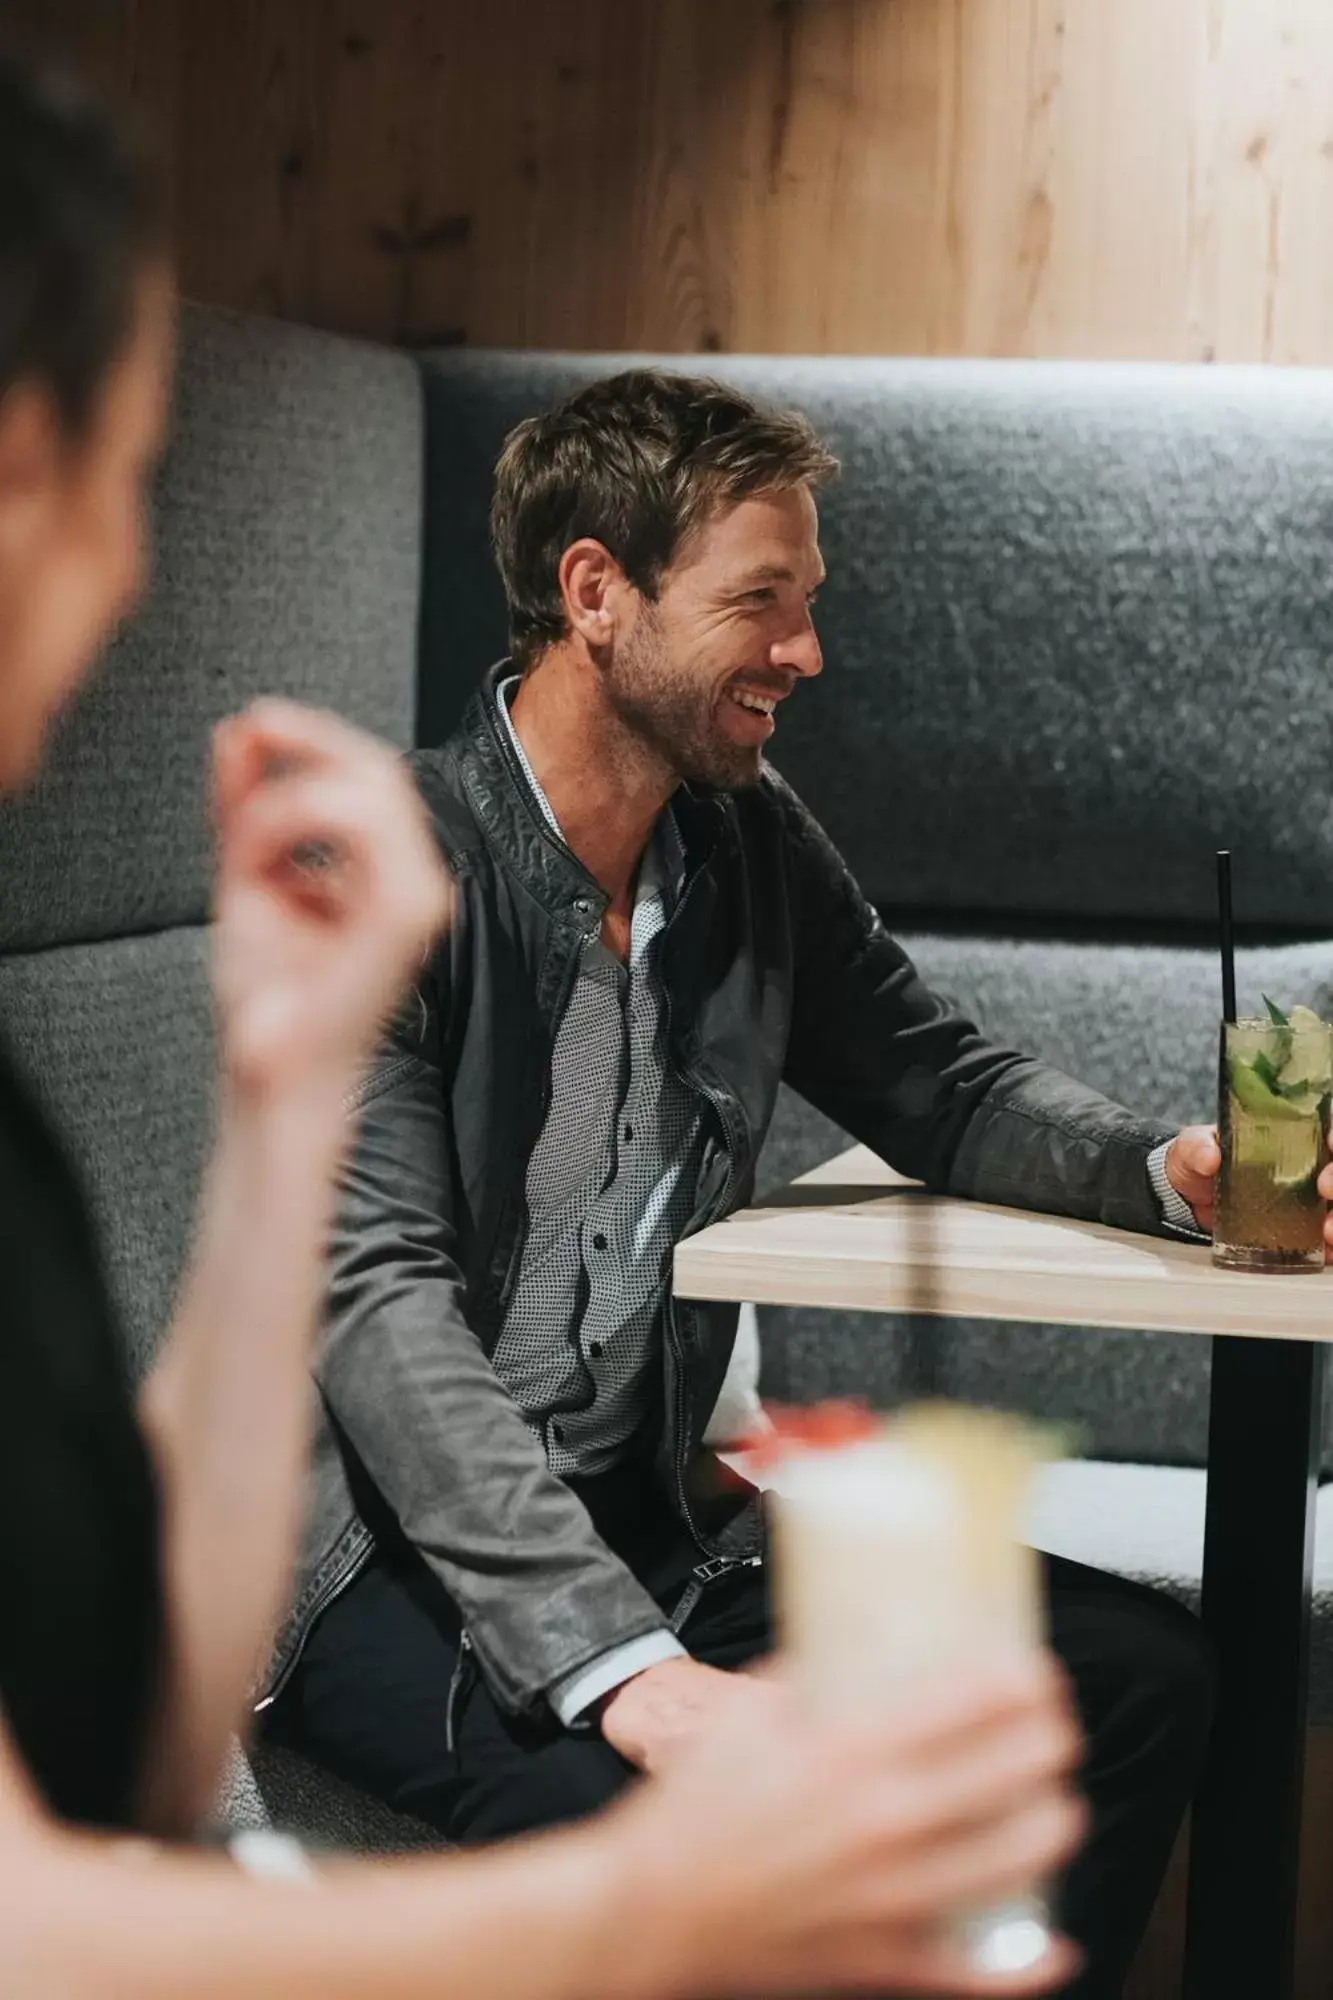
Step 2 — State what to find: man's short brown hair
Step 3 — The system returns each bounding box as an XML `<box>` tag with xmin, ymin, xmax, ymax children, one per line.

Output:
<box><xmin>490</xmin><ymin>368</ymin><xmax>838</xmax><ymax>669</ymax></box>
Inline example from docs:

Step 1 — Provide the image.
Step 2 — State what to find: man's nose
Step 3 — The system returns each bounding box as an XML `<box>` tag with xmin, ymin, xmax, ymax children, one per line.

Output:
<box><xmin>772</xmin><ymin>617</ymin><xmax>823</xmax><ymax>681</ymax></box>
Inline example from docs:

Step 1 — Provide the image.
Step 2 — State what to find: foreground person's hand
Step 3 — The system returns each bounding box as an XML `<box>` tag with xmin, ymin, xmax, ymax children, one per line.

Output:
<box><xmin>606</xmin><ymin>1651</ymin><xmax>1086</xmax><ymax>1997</ymax></box>
<box><xmin>211</xmin><ymin>700</ymin><xmax>452</xmax><ymax>1096</ymax></box>
<box><xmin>138</xmin><ymin>701</ymin><xmax>453</xmax><ymax>1828</ymax></box>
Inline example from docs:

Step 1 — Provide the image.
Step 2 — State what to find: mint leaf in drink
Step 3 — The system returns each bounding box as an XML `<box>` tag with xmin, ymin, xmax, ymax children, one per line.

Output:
<box><xmin>1259</xmin><ymin>995</ymin><xmax>1294</xmax><ymax>1068</ymax></box>
<box><xmin>1229</xmin><ymin>1053</ymin><xmax>1306</xmax><ymax>1121</ymax></box>
<box><xmin>1253</xmin><ymin>1051</ymin><xmax>1286</xmax><ymax>1095</ymax></box>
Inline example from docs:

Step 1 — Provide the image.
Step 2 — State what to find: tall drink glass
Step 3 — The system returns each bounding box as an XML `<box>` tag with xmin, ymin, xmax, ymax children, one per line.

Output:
<box><xmin>771</xmin><ymin>1405</ymin><xmax>1057</xmax><ymax>1980</ymax></box>
<box><xmin>1214</xmin><ymin>1007</ymin><xmax>1332</xmax><ymax>1273</ymax></box>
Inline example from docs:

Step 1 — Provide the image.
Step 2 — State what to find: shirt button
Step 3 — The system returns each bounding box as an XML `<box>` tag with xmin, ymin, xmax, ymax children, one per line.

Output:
<box><xmin>589</xmin><ymin>1341</ymin><xmax>604</xmax><ymax>1358</ymax></box>
<box><xmin>572</xmin><ymin>896</ymin><xmax>593</xmax><ymax>916</ymax></box>
<box><xmin>623</xmin><ymin>1124</ymin><xmax>634</xmax><ymax>1143</ymax></box>
<box><xmin>552</xmin><ymin>1423</ymin><xmax>565</xmax><ymax>1444</ymax></box>
<box><xmin>592</xmin><ymin>1232</ymin><xmax>608</xmax><ymax>1251</ymax></box>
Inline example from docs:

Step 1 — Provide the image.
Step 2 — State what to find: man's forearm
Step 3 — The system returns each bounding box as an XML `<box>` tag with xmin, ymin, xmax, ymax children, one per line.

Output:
<box><xmin>947</xmin><ymin>1061</ymin><xmax>1176</xmax><ymax>1234</ymax></box>
<box><xmin>137</xmin><ymin>1072</ymin><xmax>351</xmax><ymax>1832</ymax></box>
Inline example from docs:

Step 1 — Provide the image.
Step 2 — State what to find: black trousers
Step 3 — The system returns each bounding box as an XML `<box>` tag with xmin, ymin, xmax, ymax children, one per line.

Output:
<box><xmin>265</xmin><ymin>1468</ymin><xmax>1216</xmax><ymax>2000</ymax></box>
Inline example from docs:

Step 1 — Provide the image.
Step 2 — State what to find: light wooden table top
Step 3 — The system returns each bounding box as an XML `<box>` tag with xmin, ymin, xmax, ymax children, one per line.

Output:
<box><xmin>673</xmin><ymin>1146</ymin><xmax>1333</xmax><ymax>1342</ymax></box>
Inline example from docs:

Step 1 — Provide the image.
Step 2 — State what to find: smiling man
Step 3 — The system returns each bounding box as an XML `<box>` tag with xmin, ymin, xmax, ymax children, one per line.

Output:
<box><xmin>263</xmin><ymin>371</ymin><xmax>1221</xmax><ymax>1999</ymax></box>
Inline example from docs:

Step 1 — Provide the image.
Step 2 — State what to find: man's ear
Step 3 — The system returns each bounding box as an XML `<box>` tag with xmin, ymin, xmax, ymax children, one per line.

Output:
<box><xmin>0</xmin><ymin>381</ymin><xmax>62</xmax><ymax>560</ymax></box>
<box><xmin>558</xmin><ymin>537</ymin><xmax>627</xmax><ymax>648</ymax></box>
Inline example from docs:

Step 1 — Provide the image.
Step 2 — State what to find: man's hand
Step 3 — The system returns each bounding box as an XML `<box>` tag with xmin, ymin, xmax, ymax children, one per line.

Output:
<box><xmin>598</xmin><ymin>1657</ymin><xmax>779</xmax><ymax>1774</ymax></box>
<box><xmin>1164</xmin><ymin>1124</ymin><xmax>1222</xmax><ymax>1234</ymax></box>
<box><xmin>606</xmin><ymin>1652</ymin><xmax>1085</xmax><ymax>1998</ymax></box>
<box><xmin>1167</xmin><ymin>1125</ymin><xmax>1333</xmax><ymax>1258</ymax></box>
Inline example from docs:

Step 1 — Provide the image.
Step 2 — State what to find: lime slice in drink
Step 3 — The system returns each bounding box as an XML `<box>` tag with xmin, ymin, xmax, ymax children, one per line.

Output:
<box><xmin>1229</xmin><ymin>1054</ymin><xmax>1306</xmax><ymax>1122</ymax></box>
<box><xmin>1231</xmin><ymin>1102</ymin><xmax>1320</xmax><ymax>1187</ymax></box>
<box><xmin>1270</xmin><ymin>1121</ymin><xmax>1322</xmax><ymax>1190</ymax></box>
<box><xmin>1277</xmin><ymin>1086</ymin><xmax>1326</xmax><ymax>1117</ymax></box>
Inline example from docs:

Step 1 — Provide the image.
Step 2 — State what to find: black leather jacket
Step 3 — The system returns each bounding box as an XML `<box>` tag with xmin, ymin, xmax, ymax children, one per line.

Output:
<box><xmin>265</xmin><ymin>664</ymin><xmax>1175</xmax><ymax>1716</ymax></box>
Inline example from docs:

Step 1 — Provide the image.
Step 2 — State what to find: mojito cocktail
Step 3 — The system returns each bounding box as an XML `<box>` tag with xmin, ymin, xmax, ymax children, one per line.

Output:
<box><xmin>1214</xmin><ymin>1003</ymin><xmax>1332</xmax><ymax>1272</ymax></box>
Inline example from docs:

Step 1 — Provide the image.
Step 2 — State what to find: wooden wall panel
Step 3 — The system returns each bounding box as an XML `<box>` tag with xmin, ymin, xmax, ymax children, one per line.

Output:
<box><xmin>3</xmin><ymin>0</ymin><xmax>1333</xmax><ymax>361</ymax></box>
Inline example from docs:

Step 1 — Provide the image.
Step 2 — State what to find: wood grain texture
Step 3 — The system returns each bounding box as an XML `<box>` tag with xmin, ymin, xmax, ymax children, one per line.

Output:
<box><xmin>5</xmin><ymin>0</ymin><xmax>1333</xmax><ymax>360</ymax></box>
<box><xmin>674</xmin><ymin>1144</ymin><xmax>1333</xmax><ymax>1337</ymax></box>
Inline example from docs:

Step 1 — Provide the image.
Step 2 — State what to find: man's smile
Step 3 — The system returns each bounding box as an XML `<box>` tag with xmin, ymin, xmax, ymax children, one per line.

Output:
<box><xmin>720</xmin><ymin>675</ymin><xmax>797</xmax><ymax>744</ymax></box>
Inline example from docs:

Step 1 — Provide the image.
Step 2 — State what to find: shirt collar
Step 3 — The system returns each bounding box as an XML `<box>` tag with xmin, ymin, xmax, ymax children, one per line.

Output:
<box><xmin>497</xmin><ymin>675</ymin><xmax>685</xmax><ymax>907</ymax></box>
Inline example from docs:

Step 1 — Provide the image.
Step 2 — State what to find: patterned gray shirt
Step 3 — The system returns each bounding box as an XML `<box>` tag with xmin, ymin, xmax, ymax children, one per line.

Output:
<box><xmin>491</xmin><ymin>682</ymin><xmax>709</xmax><ymax>1480</ymax></box>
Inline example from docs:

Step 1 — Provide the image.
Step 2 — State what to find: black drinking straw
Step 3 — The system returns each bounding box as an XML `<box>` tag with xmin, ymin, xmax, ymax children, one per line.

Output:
<box><xmin>1217</xmin><ymin>849</ymin><xmax>1237</xmax><ymax>1026</ymax></box>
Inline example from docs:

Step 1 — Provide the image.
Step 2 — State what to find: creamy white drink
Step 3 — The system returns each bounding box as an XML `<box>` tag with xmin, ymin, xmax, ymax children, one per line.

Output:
<box><xmin>771</xmin><ymin>1405</ymin><xmax>1054</xmax><ymax>1979</ymax></box>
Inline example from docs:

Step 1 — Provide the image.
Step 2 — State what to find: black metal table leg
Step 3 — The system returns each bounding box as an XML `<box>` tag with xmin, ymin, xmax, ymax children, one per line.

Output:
<box><xmin>1184</xmin><ymin>1334</ymin><xmax>1325</xmax><ymax>2000</ymax></box>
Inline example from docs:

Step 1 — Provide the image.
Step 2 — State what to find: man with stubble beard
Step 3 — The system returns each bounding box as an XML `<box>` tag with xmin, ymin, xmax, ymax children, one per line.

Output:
<box><xmin>264</xmin><ymin>370</ymin><xmax>1225</xmax><ymax>1999</ymax></box>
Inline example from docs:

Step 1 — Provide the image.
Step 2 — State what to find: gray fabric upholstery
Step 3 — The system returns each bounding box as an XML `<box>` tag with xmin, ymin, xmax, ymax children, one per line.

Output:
<box><xmin>0</xmin><ymin>929</ymin><xmax>214</xmax><ymax>1375</ymax></box>
<box><xmin>418</xmin><ymin>349</ymin><xmax>1333</xmax><ymax>931</ymax></box>
<box><xmin>212</xmin><ymin>1740</ymin><xmax>439</xmax><ymax>1853</ymax></box>
<box><xmin>246</xmin><ymin>1742</ymin><xmax>437</xmax><ymax>1855</ymax></box>
<box><xmin>214</xmin><ymin>1742</ymin><xmax>271</xmax><ymax>1834</ymax></box>
<box><xmin>1030</xmin><ymin>1460</ymin><xmax>1333</xmax><ymax>1725</ymax></box>
<box><xmin>0</xmin><ymin>307</ymin><xmax>423</xmax><ymax>952</ymax></box>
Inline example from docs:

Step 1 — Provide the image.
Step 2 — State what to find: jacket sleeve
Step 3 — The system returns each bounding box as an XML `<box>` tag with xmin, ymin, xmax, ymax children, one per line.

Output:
<box><xmin>773</xmin><ymin>775</ymin><xmax>1177</xmax><ymax>1236</ymax></box>
<box><xmin>316</xmin><ymin>966</ymin><xmax>670</xmax><ymax>1717</ymax></box>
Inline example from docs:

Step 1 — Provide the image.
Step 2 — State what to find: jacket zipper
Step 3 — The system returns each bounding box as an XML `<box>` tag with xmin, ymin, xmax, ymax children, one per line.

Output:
<box><xmin>445</xmin><ymin>1631</ymin><xmax>475</xmax><ymax>1751</ymax></box>
<box><xmin>254</xmin><ymin>1531</ymin><xmax>375</xmax><ymax>1712</ymax></box>
<box><xmin>661</xmin><ymin>871</ymin><xmax>749</xmax><ymax>1559</ymax></box>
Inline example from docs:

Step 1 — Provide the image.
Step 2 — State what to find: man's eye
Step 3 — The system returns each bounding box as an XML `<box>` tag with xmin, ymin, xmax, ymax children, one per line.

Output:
<box><xmin>743</xmin><ymin>588</ymin><xmax>776</xmax><ymax>605</ymax></box>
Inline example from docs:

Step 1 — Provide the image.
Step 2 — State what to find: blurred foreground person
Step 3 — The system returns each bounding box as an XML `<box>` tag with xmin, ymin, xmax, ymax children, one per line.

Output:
<box><xmin>0</xmin><ymin>55</ymin><xmax>1084</xmax><ymax>1997</ymax></box>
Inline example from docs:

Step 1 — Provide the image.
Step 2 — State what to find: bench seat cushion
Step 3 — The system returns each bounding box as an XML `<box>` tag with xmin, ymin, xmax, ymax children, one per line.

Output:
<box><xmin>1031</xmin><ymin>1459</ymin><xmax>1333</xmax><ymax>1725</ymax></box>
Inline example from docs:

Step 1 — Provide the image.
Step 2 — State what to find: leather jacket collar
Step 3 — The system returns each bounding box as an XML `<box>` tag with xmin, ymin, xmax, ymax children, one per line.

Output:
<box><xmin>453</xmin><ymin>661</ymin><xmax>731</xmax><ymax>919</ymax></box>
